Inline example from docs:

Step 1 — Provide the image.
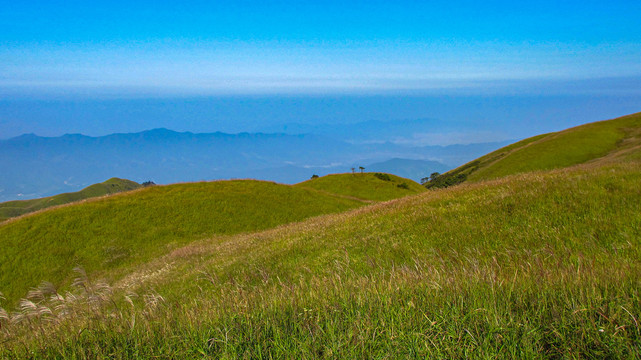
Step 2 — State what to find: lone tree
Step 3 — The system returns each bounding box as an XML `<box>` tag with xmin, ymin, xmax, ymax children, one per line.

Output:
<box><xmin>421</xmin><ymin>172</ymin><xmax>441</xmax><ymax>185</ymax></box>
<box><xmin>359</xmin><ymin>166</ymin><xmax>365</xmax><ymax>174</ymax></box>
<box><xmin>311</xmin><ymin>174</ymin><xmax>319</xmax><ymax>179</ymax></box>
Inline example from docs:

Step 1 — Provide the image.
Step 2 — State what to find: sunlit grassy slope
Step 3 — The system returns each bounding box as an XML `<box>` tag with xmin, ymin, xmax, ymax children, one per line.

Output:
<box><xmin>2</xmin><ymin>114</ymin><xmax>641</xmax><ymax>357</ymax></box>
<box><xmin>0</xmin><ymin>178</ymin><xmax>141</xmax><ymax>222</ymax></box>
<box><xmin>0</xmin><ymin>173</ymin><xmax>423</xmax><ymax>306</ymax></box>
<box><xmin>429</xmin><ymin>111</ymin><xmax>641</xmax><ymax>187</ymax></box>
<box><xmin>296</xmin><ymin>172</ymin><xmax>426</xmax><ymax>201</ymax></box>
<box><xmin>0</xmin><ymin>180</ymin><xmax>372</xmax><ymax>305</ymax></box>
<box><xmin>4</xmin><ymin>152</ymin><xmax>640</xmax><ymax>358</ymax></box>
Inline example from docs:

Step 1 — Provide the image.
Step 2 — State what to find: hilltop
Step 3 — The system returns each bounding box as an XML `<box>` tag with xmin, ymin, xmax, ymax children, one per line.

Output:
<box><xmin>0</xmin><ymin>178</ymin><xmax>141</xmax><ymax>222</ymax></box>
<box><xmin>296</xmin><ymin>172</ymin><xmax>426</xmax><ymax>201</ymax></box>
<box><xmin>1</xmin><ymin>113</ymin><xmax>640</xmax><ymax>358</ymax></box>
<box><xmin>426</xmin><ymin>111</ymin><xmax>641</xmax><ymax>188</ymax></box>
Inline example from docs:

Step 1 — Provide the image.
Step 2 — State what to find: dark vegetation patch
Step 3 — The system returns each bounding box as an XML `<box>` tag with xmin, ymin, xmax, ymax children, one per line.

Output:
<box><xmin>374</xmin><ymin>173</ymin><xmax>392</xmax><ymax>181</ymax></box>
<box><xmin>424</xmin><ymin>161</ymin><xmax>480</xmax><ymax>189</ymax></box>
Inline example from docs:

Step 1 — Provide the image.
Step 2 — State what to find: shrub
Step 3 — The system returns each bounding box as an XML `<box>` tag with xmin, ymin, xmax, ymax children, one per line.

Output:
<box><xmin>397</xmin><ymin>182</ymin><xmax>410</xmax><ymax>189</ymax></box>
<box><xmin>424</xmin><ymin>161</ymin><xmax>480</xmax><ymax>189</ymax></box>
<box><xmin>374</xmin><ymin>173</ymin><xmax>391</xmax><ymax>181</ymax></box>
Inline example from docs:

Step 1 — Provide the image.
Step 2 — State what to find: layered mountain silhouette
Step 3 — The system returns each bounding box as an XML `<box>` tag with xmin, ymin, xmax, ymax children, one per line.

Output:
<box><xmin>0</xmin><ymin>129</ymin><xmax>507</xmax><ymax>201</ymax></box>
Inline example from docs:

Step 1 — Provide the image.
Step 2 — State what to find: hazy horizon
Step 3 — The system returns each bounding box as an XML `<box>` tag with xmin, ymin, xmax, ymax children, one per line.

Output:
<box><xmin>2</xmin><ymin>0</ymin><xmax>641</xmax><ymax>143</ymax></box>
<box><xmin>2</xmin><ymin>88</ymin><xmax>641</xmax><ymax>146</ymax></box>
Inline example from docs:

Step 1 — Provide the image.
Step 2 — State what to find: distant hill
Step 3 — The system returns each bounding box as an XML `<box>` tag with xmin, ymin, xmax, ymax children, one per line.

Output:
<box><xmin>0</xmin><ymin>129</ymin><xmax>353</xmax><ymax>201</ymax></box>
<box><xmin>229</xmin><ymin>158</ymin><xmax>450</xmax><ymax>185</ymax></box>
<box><xmin>425</xmin><ymin>111</ymin><xmax>641</xmax><ymax>188</ymax></box>
<box><xmin>296</xmin><ymin>172</ymin><xmax>426</xmax><ymax>201</ymax></box>
<box><xmin>364</xmin><ymin>158</ymin><xmax>449</xmax><ymax>183</ymax></box>
<box><xmin>0</xmin><ymin>178</ymin><xmax>141</xmax><ymax>222</ymax></box>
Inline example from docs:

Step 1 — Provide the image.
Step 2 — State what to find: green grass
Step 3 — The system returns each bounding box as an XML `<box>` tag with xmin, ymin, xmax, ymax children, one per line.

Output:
<box><xmin>0</xmin><ymin>173</ymin><xmax>422</xmax><ymax>307</ymax></box>
<box><xmin>0</xmin><ymin>180</ymin><xmax>369</xmax><ymax>306</ymax></box>
<box><xmin>296</xmin><ymin>172</ymin><xmax>426</xmax><ymax>201</ymax></box>
<box><xmin>0</xmin><ymin>177</ymin><xmax>142</xmax><ymax>222</ymax></box>
<box><xmin>2</xmin><ymin>114</ymin><xmax>641</xmax><ymax>357</ymax></box>
<box><xmin>2</xmin><ymin>159</ymin><xmax>640</xmax><ymax>358</ymax></box>
<box><xmin>427</xmin><ymin>111</ymin><xmax>641</xmax><ymax>187</ymax></box>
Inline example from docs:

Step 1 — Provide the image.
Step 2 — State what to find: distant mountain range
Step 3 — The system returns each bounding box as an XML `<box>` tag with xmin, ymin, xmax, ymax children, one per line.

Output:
<box><xmin>260</xmin><ymin>118</ymin><xmax>465</xmax><ymax>144</ymax></box>
<box><xmin>0</xmin><ymin>129</ymin><xmax>509</xmax><ymax>201</ymax></box>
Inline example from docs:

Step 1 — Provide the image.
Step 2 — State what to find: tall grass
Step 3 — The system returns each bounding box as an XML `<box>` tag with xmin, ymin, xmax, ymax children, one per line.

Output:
<box><xmin>0</xmin><ymin>180</ymin><xmax>366</xmax><ymax>307</ymax></box>
<box><xmin>1</xmin><ymin>159</ymin><xmax>640</xmax><ymax>358</ymax></box>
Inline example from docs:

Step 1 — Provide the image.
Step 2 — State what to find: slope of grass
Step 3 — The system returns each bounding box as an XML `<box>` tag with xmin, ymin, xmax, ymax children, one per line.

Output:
<box><xmin>0</xmin><ymin>180</ymin><xmax>368</xmax><ymax>306</ymax></box>
<box><xmin>2</xmin><ymin>113</ymin><xmax>641</xmax><ymax>357</ymax></box>
<box><xmin>2</xmin><ymin>157</ymin><xmax>640</xmax><ymax>358</ymax></box>
<box><xmin>427</xmin><ymin>111</ymin><xmax>641</xmax><ymax>187</ymax></box>
<box><xmin>296</xmin><ymin>172</ymin><xmax>426</xmax><ymax>201</ymax></box>
<box><xmin>0</xmin><ymin>178</ymin><xmax>142</xmax><ymax>222</ymax></box>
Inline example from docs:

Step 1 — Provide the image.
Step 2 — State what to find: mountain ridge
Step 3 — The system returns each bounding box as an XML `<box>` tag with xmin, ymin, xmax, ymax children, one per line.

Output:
<box><xmin>0</xmin><ymin>128</ymin><xmax>506</xmax><ymax>202</ymax></box>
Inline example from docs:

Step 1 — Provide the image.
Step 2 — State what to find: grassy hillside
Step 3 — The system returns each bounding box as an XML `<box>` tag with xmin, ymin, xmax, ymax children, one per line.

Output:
<box><xmin>0</xmin><ymin>173</ymin><xmax>423</xmax><ymax>306</ymax></box>
<box><xmin>0</xmin><ymin>178</ymin><xmax>142</xmax><ymax>222</ymax></box>
<box><xmin>1</xmin><ymin>114</ymin><xmax>641</xmax><ymax>357</ymax></box>
<box><xmin>0</xmin><ymin>180</ymin><xmax>369</xmax><ymax>306</ymax></box>
<box><xmin>426</xmin><ymin>111</ymin><xmax>641</xmax><ymax>188</ymax></box>
<box><xmin>2</xmin><ymin>156</ymin><xmax>640</xmax><ymax>358</ymax></box>
<box><xmin>296</xmin><ymin>172</ymin><xmax>426</xmax><ymax>201</ymax></box>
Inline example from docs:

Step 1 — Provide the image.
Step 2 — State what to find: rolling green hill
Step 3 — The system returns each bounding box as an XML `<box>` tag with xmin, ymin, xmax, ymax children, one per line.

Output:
<box><xmin>0</xmin><ymin>174</ymin><xmax>421</xmax><ymax>306</ymax></box>
<box><xmin>1</xmin><ymin>113</ymin><xmax>641</xmax><ymax>358</ymax></box>
<box><xmin>0</xmin><ymin>180</ymin><xmax>361</xmax><ymax>305</ymax></box>
<box><xmin>0</xmin><ymin>178</ymin><xmax>142</xmax><ymax>222</ymax></box>
<box><xmin>296</xmin><ymin>172</ymin><xmax>426</xmax><ymax>201</ymax></box>
<box><xmin>3</xmin><ymin>150</ymin><xmax>640</xmax><ymax>358</ymax></box>
<box><xmin>426</xmin><ymin>111</ymin><xmax>641</xmax><ymax>188</ymax></box>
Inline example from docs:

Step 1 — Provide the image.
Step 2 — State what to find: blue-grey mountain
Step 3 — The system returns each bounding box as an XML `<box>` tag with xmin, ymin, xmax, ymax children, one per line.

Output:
<box><xmin>0</xmin><ymin>129</ymin><xmax>507</xmax><ymax>201</ymax></box>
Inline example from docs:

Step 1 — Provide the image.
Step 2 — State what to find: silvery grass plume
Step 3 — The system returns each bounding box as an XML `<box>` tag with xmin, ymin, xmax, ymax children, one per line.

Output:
<box><xmin>0</xmin><ymin>291</ymin><xmax>8</xmax><ymax>330</ymax></box>
<box><xmin>0</xmin><ymin>267</ymin><xmax>167</xmax><ymax>339</ymax></box>
<box><xmin>9</xmin><ymin>281</ymin><xmax>61</xmax><ymax>328</ymax></box>
<box><xmin>26</xmin><ymin>281</ymin><xmax>58</xmax><ymax>303</ymax></box>
<box><xmin>142</xmin><ymin>293</ymin><xmax>165</xmax><ymax>318</ymax></box>
<box><xmin>71</xmin><ymin>266</ymin><xmax>116</xmax><ymax>312</ymax></box>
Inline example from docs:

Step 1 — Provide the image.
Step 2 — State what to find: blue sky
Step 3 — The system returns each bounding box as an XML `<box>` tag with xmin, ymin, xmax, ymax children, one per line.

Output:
<box><xmin>2</xmin><ymin>0</ymin><xmax>641</xmax><ymax>93</ymax></box>
<box><xmin>1</xmin><ymin>0</ymin><xmax>641</xmax><ymax>140</ymax></box>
